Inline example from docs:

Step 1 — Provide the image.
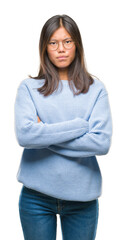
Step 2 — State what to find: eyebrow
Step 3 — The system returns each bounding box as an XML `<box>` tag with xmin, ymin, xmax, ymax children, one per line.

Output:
<box><xmin>49</xmin><ymin>37</ymin><xmax>72</xmax><ymax>41</ymax></box>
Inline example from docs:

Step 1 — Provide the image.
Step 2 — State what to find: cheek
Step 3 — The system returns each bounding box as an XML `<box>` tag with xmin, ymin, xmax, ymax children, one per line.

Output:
<box><xmin>69</xmin><ymin>47</ymin><xmax>76</xmax><ymax>62</ymax></box>
<box><xmin>47</xmin><ymin>51</ymin><xmax>56</xmax><ymax>63</ymax></box>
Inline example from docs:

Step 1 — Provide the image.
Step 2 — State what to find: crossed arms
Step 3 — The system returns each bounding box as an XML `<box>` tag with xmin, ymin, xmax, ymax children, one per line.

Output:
<box><xmin>14</xmin><ymin>83</ymin><xmax>112</xmax><ymax>158</ymax></box>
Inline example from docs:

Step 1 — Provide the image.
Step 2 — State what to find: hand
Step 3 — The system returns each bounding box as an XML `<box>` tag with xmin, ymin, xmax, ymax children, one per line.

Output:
<box><xmin>37</xmin><ymin>116</ymin><xmax>41</xmax><ymax>123</ymax></box>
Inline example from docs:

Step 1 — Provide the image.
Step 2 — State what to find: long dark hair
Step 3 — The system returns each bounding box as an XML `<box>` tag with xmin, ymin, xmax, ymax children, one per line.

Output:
<box><xmin>29</xmin><ymin>14</ymin><xmax>97</xmax><ymax>96</ymax></box>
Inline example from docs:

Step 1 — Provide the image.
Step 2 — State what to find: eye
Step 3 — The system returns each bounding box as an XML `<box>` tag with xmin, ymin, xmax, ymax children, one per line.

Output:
<box><xmin>49</xmin><ymin>41</ymin><xmax>57</xmax><ymax>45</ymax></box>
<box><xmin>65</xmin><ymin>40</ymin><xmax>72</xmax><ymax>44</ymax></box>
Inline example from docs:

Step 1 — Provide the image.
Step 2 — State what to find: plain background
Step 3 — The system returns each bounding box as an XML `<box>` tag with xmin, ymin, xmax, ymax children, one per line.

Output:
<box><xmin>0</xmin><ymin>0</ymin><xmax>127</xmax><ymax>239</ymax></box>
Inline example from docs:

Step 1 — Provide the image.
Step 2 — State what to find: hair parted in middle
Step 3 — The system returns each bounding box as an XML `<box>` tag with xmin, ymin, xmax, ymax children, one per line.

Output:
<box><xmin>29</xmin><ymin>14</ymin><xmax>97</xmax><ymax>96</ymax></box>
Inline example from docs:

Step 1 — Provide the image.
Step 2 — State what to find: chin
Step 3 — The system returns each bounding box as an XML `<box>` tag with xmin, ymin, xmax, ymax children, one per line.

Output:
<box><xmin>57</xmin><ymin>63</ymin><xmax>70</xmax><ymax>68</ymax></box>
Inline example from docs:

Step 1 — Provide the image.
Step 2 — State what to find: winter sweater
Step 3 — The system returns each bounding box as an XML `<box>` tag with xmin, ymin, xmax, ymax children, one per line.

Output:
<box><xmin>14</xmin><ymin>77</ymin><xmax>112</xmax><ymax>201</ymax></box>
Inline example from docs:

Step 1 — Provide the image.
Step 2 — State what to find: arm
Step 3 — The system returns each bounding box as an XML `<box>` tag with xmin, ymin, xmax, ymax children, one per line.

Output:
<box><xmin>14</xmin><ymin>82</ymin><xmax>89</xmax><ymax>149</ymax></box>
<box><xmin>47</xmin><ymin>93</ymin><xmax>113</xmax><ymax>157</ymax></box>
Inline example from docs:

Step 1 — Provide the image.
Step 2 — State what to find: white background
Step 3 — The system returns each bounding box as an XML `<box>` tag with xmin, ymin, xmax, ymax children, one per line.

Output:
<box><xmin>0</xmin><ymin>0</ymin><xmax>127</xmax><ymax>239</ymax></box>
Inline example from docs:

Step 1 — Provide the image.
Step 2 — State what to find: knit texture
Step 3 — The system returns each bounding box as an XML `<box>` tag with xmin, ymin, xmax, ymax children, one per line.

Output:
<box><xmin>14</xmin><ymin>78</ymin><xmax>112</xmax><ymax>201</ymax></box>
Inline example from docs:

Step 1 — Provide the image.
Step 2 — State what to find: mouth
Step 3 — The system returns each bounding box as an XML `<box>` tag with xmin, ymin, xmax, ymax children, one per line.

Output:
<box><xmin>57</xmin><ymin>56</ymin><xmax>68</xmax><ymax>60</ymax></box>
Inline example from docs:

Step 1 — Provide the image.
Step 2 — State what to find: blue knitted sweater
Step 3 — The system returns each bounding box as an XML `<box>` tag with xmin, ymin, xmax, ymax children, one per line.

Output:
<box><xmin>14</xmin><ymin>78</ymin><xmax>112</xmax><ymax>201</ymax></box>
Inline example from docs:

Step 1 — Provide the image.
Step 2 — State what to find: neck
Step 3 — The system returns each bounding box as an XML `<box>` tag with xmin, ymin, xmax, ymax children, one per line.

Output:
<box><xmin>58</xmin><ymin>68</ymin><xmax>68</xmax><ymax>80</ymax></box>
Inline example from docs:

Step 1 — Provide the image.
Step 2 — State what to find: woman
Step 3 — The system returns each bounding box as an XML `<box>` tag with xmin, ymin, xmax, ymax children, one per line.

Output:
<box><xmin>14</xmin><ymin>14</ymin><xmax>112</xmax><ymax>240</ymax></box>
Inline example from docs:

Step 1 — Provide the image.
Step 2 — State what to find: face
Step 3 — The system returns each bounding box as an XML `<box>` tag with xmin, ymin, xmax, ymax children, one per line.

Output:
<box><xmin>47</xmin><ymin>27</ymin><xmax>76</xmax><ymax>70</ymax></box>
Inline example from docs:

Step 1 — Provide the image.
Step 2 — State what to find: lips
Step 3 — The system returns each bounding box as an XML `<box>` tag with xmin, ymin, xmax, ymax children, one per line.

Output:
<box><xmin>57</xmin><ymin>56</ymin><xmax>68</xmax><ymax>59</ymax></box>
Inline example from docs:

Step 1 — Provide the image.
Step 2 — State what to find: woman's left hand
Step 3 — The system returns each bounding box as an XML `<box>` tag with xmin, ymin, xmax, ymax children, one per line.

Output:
<box><xmin>37</xmin><ymin>116</ymin><xmax>41</xmax><ymax>123</ymax></box>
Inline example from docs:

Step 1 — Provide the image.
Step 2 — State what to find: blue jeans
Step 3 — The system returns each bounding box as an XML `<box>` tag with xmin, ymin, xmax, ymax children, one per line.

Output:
<box><xmin>19</xmin><ymin>186</ymin><xmax>99</xmax><ymax>240</ymax></box>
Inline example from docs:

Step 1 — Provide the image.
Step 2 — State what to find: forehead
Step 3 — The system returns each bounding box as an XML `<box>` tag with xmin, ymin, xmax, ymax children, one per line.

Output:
<box><xmin>50</xmin><ymin>27</ymin><xmax>71</xmax><ymax>40</ymax></box>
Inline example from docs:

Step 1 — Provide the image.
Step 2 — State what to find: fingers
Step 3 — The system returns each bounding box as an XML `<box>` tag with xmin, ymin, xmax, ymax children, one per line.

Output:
<box><xmin>37</xmin><ymin>116</ymin><xmax>41</xmax><ymax>123</ymax></box>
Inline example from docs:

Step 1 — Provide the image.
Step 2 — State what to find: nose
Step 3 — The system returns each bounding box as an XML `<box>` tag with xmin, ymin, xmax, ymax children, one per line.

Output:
<box><xmin>57</xmin><ymin>42</ymin><xmax>65</xmax><ymax>52</ymax></box>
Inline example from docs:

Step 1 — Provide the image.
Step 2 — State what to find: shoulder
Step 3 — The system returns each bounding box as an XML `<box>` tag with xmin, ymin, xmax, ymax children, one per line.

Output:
<box><xmin>17</xmin><ymin>77</ymin><xmax>45</xmax><ymax>89</ymax></box>
<box><xmin>90</xmin><ymin>77</ymin><xmax>108</xmax><ymax>98</ymax></box>
<box><xmin>92</xmin><ymin>78</ymin><xmax>107</xmax><ymax>90</ymax></box>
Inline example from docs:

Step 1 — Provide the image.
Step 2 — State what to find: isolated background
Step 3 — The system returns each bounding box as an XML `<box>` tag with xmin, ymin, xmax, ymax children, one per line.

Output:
<box><xmin>0</xmin><ymin>0</ymin><xmax>127</xmax><ymax>239</ymax></box>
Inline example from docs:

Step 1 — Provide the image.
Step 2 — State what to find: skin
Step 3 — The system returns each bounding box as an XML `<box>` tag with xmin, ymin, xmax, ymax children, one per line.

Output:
<box><xmin>37</xmin><ymin>26</ymin><xmax>76</xmax><ymax>122</ymax></box>
<box><xmin>47</xmin><ymin>26</ymin><xmax>76</xmax><ymax>80</ymax></box>
<box><xmin>37</xmin><ymin>116</ymin><xmax>41</xmax><ymax>122</ymax></box>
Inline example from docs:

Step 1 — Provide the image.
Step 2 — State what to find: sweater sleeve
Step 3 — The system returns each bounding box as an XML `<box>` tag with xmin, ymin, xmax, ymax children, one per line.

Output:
<box><xmin>14</xmin><ymin>82</ymin><xmax>89</xmax><ymax>149</ymax></box>
<box><xmin>47</xmin><ymin>93</ymin><xmax>113</xmax><ymax>157</ymax></box>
